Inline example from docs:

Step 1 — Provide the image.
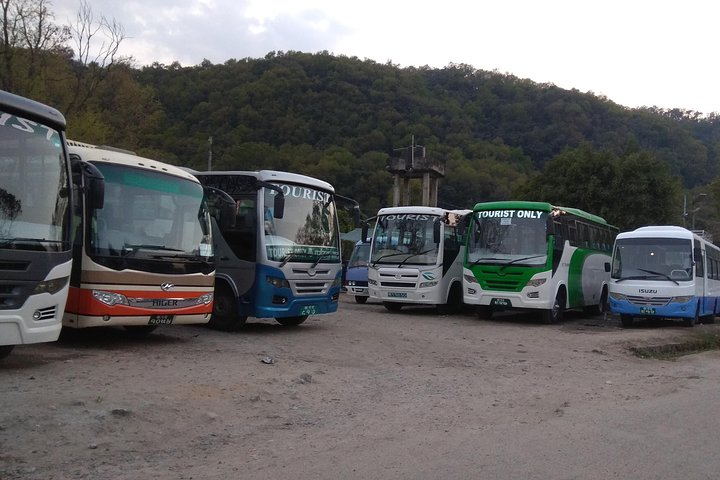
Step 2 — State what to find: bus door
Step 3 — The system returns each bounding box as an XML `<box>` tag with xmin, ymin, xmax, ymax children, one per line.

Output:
<box><xmin>694</xmin><ymin>239</ymin><xmax>706</xmax><ymax>312</ymax></box>
<box><xmin>205</xmin><ymin>188</ymin><xmax>257</xmax><ymax>300</ymax></box>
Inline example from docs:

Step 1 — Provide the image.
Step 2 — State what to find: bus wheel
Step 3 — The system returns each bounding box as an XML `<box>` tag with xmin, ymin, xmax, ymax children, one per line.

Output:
<box><xmin>437</xmin><ymin>283</ymin><xmax>463</xmax><ymax>315</ymax></box>
<box><xmin>355</xmin><ymin>296</ymin><xmax>368</xmax><ymax>304</ymax></box>
<box><xmin>620</xmin><ymin>315</ymin><xmax>634</xmax><ymax>328</ymax></box>
<box><xmin>123</xmin><ymin>325</ymin><xmax>159</xmax><ymax>334</ymax></box>
<box><xmin>477</xmin><ymin>306</ymin><xmax>493</xmax><ymax>320</ymax></box>
<box><xmin>383</xmin><ymin>302</ymin><xmax>402</xmax><ymax>312</ymax></box>
<box><xmin>542</xmin><ymin>290</ymin><xmax>565</xmax><ymax>324</ymax></box>
<box><xmin>208</xmin><ymin>285</ymin><xmax>246</xmax><ymax>331</ymax></box>
<box><xmin>684</xmin><ymin>307</ymin><xmax>699</xmax><ymax>327</ymax></box>
<box><xmin>0</xmin><ymin>345</ymin><xmax>14</xmax><ymax>360</ymax></box>
<box><xmin>276</xmin><ymin>315</ymin><xmax>308</xmax><ymax>326</ymax></box>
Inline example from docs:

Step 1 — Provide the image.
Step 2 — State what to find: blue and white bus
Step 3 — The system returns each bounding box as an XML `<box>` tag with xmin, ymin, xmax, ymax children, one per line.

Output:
<box><xmin>608</xmin><ymin>226</ymin><xmax>720</xmax><ymax>327</ymax></box>
<box><xmin>195</xmin><ymin>170</ymin><xmax>357</xmax><ymax>330</ymax></box>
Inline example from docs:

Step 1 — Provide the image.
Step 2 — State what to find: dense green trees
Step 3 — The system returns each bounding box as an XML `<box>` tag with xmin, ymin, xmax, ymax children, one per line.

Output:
<box><xmin>519</xmin><ymin>145</ymin><xmax>682</xmax><ymax>230</ymax></box>
<box><xmin>2</xmin><ymin>1</ymin><xmax>720</xmax><ymax>237</ymax></box>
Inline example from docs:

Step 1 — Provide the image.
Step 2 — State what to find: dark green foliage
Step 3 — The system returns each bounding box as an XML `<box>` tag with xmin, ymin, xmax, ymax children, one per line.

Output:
<box><xmin>7</xmin><ymin>35</ymin><xmax>720</xmax><ymax>233</ymax></box>
<box><xmin>518</xmin><ymin>145</ymin><xmax>682</xmax><ymax>231</ymax></box>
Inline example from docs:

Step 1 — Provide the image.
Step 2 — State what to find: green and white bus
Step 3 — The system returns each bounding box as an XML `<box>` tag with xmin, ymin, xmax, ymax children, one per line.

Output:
<box><xmin>463</xmin><ymin>201</ymin><xmax>618</xmax><ymax>323</ymax></box>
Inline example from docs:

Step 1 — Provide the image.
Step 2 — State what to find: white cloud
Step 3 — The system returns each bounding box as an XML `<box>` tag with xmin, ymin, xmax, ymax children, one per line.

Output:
<box><xmin>49</xmin><ymin>0</ymin><xmax>720</xmax><ymax>112</ymax></box>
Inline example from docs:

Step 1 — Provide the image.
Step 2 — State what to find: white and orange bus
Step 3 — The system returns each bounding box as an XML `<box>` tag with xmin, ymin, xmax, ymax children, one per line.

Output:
<box><xmin>64</xmin><ymin>141</ymin><xmax>215</xmax><ymax>332</ymax></box>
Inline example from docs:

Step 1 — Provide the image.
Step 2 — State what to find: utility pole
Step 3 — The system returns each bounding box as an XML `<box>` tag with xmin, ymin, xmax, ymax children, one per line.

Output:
<box><xmin>207</xmin><ymin>136</ymin><xmax>213</xmax><ymax>171</ymax></box>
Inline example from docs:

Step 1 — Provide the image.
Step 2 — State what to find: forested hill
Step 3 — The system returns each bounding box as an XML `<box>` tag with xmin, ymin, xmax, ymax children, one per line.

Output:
<box><xmin>10</xmin><ymin>46</ymin><xmax>720</xmax><ymax>228</ymax></box>
<box><xmin>123</xmin><ymin>51</ymin><xmax>719</xmax><ymax>219</ymax></box>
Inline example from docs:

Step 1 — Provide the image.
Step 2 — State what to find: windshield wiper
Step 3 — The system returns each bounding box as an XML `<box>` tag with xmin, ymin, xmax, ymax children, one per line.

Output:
<box><xmin>311</xmin><ymin>252</ymin><xmax>337</xmax><ymax>269</ymax></box>
<box><xmin>0</xmin><ymin>237</ymin><xmax>62</xmax><ymax>246</ymax></box>
<box><xmin>498</xmin><ymin>255</ymin><xmax>546</xmax><ymax>272</ymax></box>
<box><xmin>279</xmin><ymin>252</ymin><xmax>300</xmax><ymax>268</ymax></box>
<box><xmin>468</xmin><ymin>257</ymin><xmax>507</xmax><ymax>268</ymax></box>
<box><xmin>396</xmin><ymin>248</ymin><xmax>435</xmax><ymax>268</ymax></box>
<box><xmin>636</xmin><ymin>268</ymin><xmax>679</xmax><ymax>285</ymax></box>
<box><xmin>121</xmin><ymin>244</ymin><xmax>184</xmax><ymax>257</ymax></box>
<box><xmin>371</xmin><ymin>252</ymin><xmax>408</xmax><ymax>267</ymax></box>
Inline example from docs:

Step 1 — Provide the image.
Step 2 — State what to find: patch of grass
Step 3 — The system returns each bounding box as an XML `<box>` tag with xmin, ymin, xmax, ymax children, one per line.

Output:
<box><xmin>630</xmin><ymin>332</ymin><xmax>720</xmax><ymax>360</ymax></box>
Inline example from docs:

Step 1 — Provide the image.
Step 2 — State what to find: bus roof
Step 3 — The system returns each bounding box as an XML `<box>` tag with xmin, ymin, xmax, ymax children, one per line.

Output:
<box><xmin>376</xmin><ymin>206</ymin><xmax>471</xmax><ymax>216</ymax></box>
<box><xmin>0</xmin><ymin>89</ymin><xmax>66</xmax><ymax>131</ymax></box>
<box><xmin>616</xmin><ymin>225</ymin><xmax>694</xmax><ymax>240</ymax></box>
<box><xmin>472</xmin><ymin>200</ymin><xmax>612</xmax><ymax>227</ymax></box>
<box><xmin>193</xmin><ymin>169</ymin><xmax>335</xmax><ymax>193</ymax></box>
<box><xmin>67</xmin><ymin>141</ymin><xmax>200</xmax><ymax>183</ymax></box>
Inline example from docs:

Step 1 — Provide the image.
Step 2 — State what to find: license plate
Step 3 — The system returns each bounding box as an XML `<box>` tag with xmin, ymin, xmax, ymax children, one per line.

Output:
<box><xmin>491</xmin><ymin>298</ymin><xmax>511</xmax><ymax>307</ymax></box>
<box><xmin>640</xmin><ymin>307</ymin><xmax>656</xmax><ymax>315</ymax></box>
<box><xmin>300</xmin><ymin>305</ymin><xmax>318</xmax><ymax>315</ymax></box>
<box><xmin>149</xmin><ymin>314</ymin><xmax>174</xmax><ymax>325</ymax></box>
<box><xmin>388</xmin><ymin>292</ymin><xmax>408</xmax><ymax>298</ymax></box>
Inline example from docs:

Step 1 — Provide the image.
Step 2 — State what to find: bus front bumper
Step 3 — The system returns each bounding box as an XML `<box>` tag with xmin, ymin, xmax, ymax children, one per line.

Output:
<box><xmin>609</xmin><ymin>298</ymin><xmax>697</xmax><ymax>319</ymax></box>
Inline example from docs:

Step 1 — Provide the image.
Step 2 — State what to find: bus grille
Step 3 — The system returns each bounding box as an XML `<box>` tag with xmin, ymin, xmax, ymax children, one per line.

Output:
<box><xmin>478</xmin><ymin>269</ymin><xmax>526</xmax><ymax>292</ymax></box>
<box><xmin>381</xmin><ymin>281</ymin><xmax>416</xmax><ymax>288</ymax></box>
<box><xmin>294</xmin><ymin>281</ymin><xmax>328</xmax><ymax>294</ymax></box>
<box><xmin>378</xmin><ymin>271</ymin><xmax>418</xmax><ymax>289</ymax></box>
<box><xmin>626</xmin><ymin>295</ymin><xmax>671</xmax><ymax>306</ymax></box>
<box><xmin>0</xmin><ymin>282</ymin><xmax>25</xmax><ymax>309</ymax></box>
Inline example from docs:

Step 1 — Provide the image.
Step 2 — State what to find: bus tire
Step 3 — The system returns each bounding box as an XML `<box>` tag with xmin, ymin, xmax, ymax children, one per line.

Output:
<box><xmin>620</xmin><ymin>315</ymin><xmax>634</xmax><ymax>328</ymax></box>
<box><xmin>123</xmin><ymin>325</ymin><xmax>159</xmax><ymax>334</ymax></box>
<box><xmin>477</xmin><ymin>306</ymin><xmax>493</xmax><ymax>320</ymax></box>
<box><xmin>355</xmin><ymin>296</ymin><xmax>368</xmax><ymax>304</ymax></box>
<box><xmin>276</xmin><ymin>315</ymin><xmax>308</xmax><ymax>326</ymax></box>
<box><xmin>383</xmin><ymin>302</ymin><xmax>402</xmax><ymax>312</ymax></box>
<box><xmin>436</xmin><ymin>284</ymin><xmax>462</xmax><ymax>315</ymax></box>
<box><xmin>684</xmin><ymin>306</ymin><xmax>700</xmax><ymax>327</ymax></box>
<box><xmin>208</xmin><ymin>283</ymin><xmax>246</xmax><ymax>331</ymax></box>
<box><xmin>0</xmin><ymin>345</ymin><xmax>14</xmax><ymax>360</ymax></box>
<box><xmin>542</xmin><ymin>289</ymin><xmax>565</xmax><ymax>324</ymax></box>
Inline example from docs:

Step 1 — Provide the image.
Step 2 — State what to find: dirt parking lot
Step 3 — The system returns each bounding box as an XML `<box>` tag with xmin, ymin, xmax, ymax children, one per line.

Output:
<box><xmin>2</xmin><ymin>294</ymin><xmax>720</xmax><ymax>480</ymax></box>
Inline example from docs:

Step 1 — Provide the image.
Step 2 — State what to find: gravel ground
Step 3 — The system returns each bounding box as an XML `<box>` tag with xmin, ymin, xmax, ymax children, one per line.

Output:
<box><xmin>2</xmin><ymin>294</ymin><xmax>720</xmax><ymax>479</ymax></box>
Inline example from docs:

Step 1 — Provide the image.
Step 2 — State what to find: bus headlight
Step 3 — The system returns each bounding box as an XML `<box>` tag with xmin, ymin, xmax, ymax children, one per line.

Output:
<box><xmin>671</xmin><ymin>296</ymin><xmax>693</xmax><ymax>303</ymax></box>
<box><xmin>368</xmin><ymin>278</ymin><xmax>377</xmax><ymax>286</ymax></box>
<box><xmin>420</xmin><ymin>280</ymin><xmax>438</xmax><ymax>288</ymax></box>
<box><xmin>196</xmin><ymin>293</ymin><xmax>214</xmax><ymax>305</ymax></box>
<box><xmin>609</xmin><ymin>292</ymin><xmax>627</xmax><ymax>301</ymax></box>
<box><xmin>463</xmin><ymin>274</ymin><xmax>478</xmax><ymax>284</ymax></box>
<box><xmin>92</xmin><ymin>290</ymin><xmax>130</xmax><ymax>306</ymax></box>
<box><xmin>266</xmin><ymin>276</ymin><xmax>290</xmax><ymax>289</ymax></box>
<box><xmin>331</xmin><ymin>276</ymin><xmax>342</xmax><ymax>289</ymax></box>
<box><xmin>32</xmin><ymin>276</ymin><xmax>69</xmax><ymax>295</ymax></box>
<box><xmin>527</xmin><ymin>278</ymin><xmax>546</xmax><ymax>287</ymax></box>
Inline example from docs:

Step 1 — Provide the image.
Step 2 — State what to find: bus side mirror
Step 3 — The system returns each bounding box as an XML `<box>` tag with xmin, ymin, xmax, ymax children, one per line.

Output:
<box><xmin>81</xmin><ymin>161</ymin><xmax>105</xmax><ymax>210</ymax></box>
<box><xmin>256</xmin><ymin>181</ymin><xmax>285</xmax><ymax>219</ymax></box>
<box><xmin>273</xmin><ymin>193</ymin><xmax>285</xmax><ymax>219</ymax></box>
<box><xmin>604</xmin><ymin>262</ymin><xmax>610</xmax><ymax>273</ymax></box>
<box><xmin>433</xmin><ymin>219</ymin><xmax>441</xmax><ymax>244</ymax></box>
<box><xmin>361</xmin><ymin>222</ymin><xmax>369</xmax><ymax>243</ymax></box>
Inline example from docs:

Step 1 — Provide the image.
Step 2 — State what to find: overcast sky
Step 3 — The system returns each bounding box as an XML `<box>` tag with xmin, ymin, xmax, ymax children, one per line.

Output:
<box><xmin>51</xmin><ymin>0</ymin><xmax>720</xmax><ymax>114</ymax></box>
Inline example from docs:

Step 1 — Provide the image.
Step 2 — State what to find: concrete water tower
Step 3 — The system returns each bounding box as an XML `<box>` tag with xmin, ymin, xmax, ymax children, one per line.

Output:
<box><xmin>387</xmin><ymin>136</ymin><xmax>445</xmax><ymax>207</ymax></box>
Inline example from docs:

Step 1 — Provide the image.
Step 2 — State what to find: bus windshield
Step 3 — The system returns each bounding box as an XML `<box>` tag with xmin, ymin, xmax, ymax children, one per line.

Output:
<box><xmin>467</xmin><ymin>210</ymin><xmax>548</xmax><ymax>265</ymax></box>
<box><xmin>263</xmin><ymin>184</ymin><xmax>339</xmax><ymax>263</ymax></box>
<box><xmin>371</xmin><ymin>214</ymin><xmax>439</xmax><ymax>266</ymax></box>
<box><xmin>0</xmin><ymin>112</ymin><xmax>69</xmax><ymax>250</ymax></box>
<box><xmin>612</xmin><ymin>237</ymin><xmax>693</xmax><ymax>281</ymax></box>
<box><xmin>348</xmin><ymin>242</ymin><xmax>370</xmax><ymax>268</ymax></box>
<box><xmin>90</xmin><ymin>163</ymin><xmax>212</xmax><ymax>258</ymax></box>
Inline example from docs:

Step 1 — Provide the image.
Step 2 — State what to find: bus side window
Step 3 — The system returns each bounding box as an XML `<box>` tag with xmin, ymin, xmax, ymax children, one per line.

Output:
<box><xmin>695</xmin><ymin>240</ymin><xmax>704</xmax><ymax>278</ymax></box>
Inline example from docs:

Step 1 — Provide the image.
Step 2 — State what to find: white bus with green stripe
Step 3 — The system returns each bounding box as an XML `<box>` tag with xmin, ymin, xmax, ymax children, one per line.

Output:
<box><xmin>463</xmin><ymin>201</ymin><xmax>618</xmax><ymax>323</ymax></box>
